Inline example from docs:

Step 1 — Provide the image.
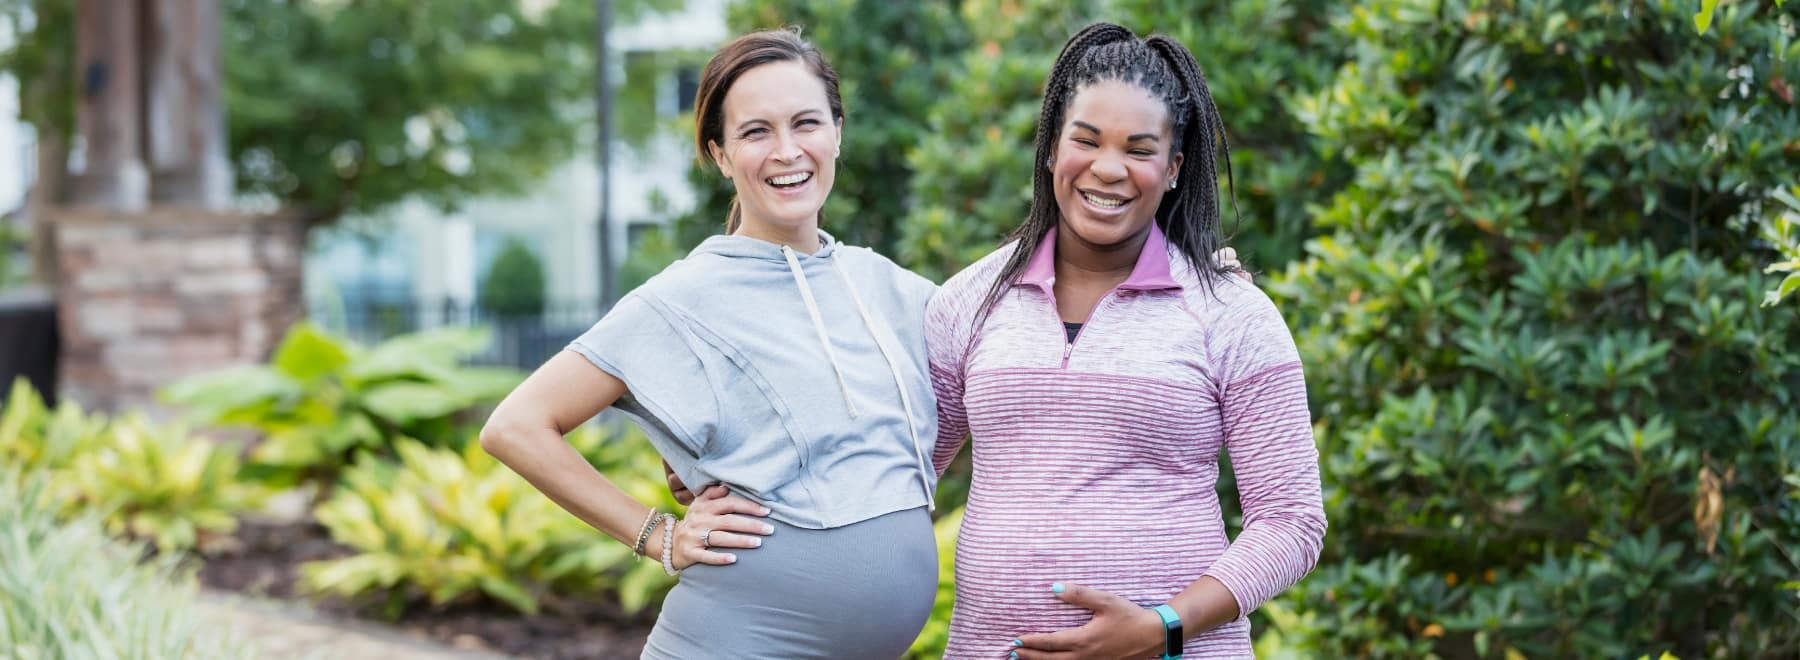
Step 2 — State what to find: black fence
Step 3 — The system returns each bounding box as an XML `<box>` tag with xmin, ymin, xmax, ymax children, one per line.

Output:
<box><xmin>311</xmin><ymin>298</ymin><xmax>607</xmax><ymax>371</ymax></box>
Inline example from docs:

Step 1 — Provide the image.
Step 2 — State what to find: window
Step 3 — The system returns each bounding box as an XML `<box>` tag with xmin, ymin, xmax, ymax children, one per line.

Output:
<box><xmin>675</xmin><ymin>66</ymin><xmax>699</xmax><ymax>114</ymax></box>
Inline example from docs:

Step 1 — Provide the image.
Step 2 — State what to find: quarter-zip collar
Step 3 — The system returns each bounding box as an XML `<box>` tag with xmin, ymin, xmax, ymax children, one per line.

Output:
<box><xmin>1018</xmin><ymin>222</ymin><xmax>1184</xmax><ymax>293</ymax></box>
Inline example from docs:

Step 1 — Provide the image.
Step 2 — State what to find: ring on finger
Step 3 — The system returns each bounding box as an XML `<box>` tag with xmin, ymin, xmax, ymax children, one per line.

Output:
<box><xmin>699</xmin><ymin>529</ymin><xmax>713</xmax><ymax>548</ymax></box>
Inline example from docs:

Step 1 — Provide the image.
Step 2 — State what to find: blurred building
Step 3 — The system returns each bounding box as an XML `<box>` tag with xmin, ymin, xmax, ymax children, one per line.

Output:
<box><xmin>304</xmin><ymin>0</ymin><xmax>726</xmax><ymax>362</ymax></box>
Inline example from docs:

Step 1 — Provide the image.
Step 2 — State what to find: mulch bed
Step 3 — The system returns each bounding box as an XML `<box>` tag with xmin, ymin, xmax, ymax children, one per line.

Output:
<box><xmin>194</xmin><ymin>518</ymin><xmax>654</xmax><ymax>660</ymax></box>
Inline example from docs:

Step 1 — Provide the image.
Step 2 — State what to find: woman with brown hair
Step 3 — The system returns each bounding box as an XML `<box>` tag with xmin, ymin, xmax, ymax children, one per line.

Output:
<box><xmin>480</xmin><ymin>28</ymin><xmax>940</xmax><ymax>658</ymax></box>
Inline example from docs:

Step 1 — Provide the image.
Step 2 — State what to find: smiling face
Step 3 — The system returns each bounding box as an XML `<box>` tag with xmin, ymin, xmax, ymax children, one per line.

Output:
<box><xmin>707</xmin><ymin>60</ymin><xmax>841</xmax><ymax>237</ymax></box>
<box><xmin>1049</xmin><ymin>79</ymin><xmax>1183</xmax><ymax>249</ymax></box>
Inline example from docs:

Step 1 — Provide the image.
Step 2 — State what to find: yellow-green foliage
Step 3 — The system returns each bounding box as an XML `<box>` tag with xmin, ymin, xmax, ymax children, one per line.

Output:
<box><xmin>1</xmin><ymin>379</ymin><xmax>264</xmax><ymax>553</ymax></box>
<box><xmin>303</xmin><ymin>426</ymin><xmax>681</xmax><ymax>616</ymax></box>
<box><xmin>0</xmin><ymin>378</ymin><xmax>107</xmax><ymax>472</ymax></box>
<box><xmin>64</xmin><ymin>416</ymin><xmax>267</xmax><ymax>553</ymax></box>
<box><xmin>0</xmin><ymin>469</ymin><xmax>252</xmax><ymax>658</ymax></box>
<box><xmin>906</xmin><ymin>506</ymin><xmax>963</xmax><ymax>660</ymax></box>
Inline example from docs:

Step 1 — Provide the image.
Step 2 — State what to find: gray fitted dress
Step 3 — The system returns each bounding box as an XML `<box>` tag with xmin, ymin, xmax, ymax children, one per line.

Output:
<box><xmin>568</xmin><ymin>232</ymin><xmax>943</xmax><ymax>658</ymax></box>
<box><xmin>641</xmin><ymin>506</ymin><xmax>936</xmax><ymax>659</ymax></box>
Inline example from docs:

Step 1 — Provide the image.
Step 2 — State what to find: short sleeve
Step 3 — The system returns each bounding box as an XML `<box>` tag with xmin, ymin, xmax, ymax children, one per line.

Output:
<box><xmin>566</xmin><ymin>293</ymin><xmax>719</xmax><ymax>467</ymax></box>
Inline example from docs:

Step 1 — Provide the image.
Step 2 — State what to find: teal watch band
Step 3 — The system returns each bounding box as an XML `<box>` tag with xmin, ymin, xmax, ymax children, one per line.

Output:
<box><xmin>1150</xmin><ymin>604</ymin><xmax>1182</xmax><ymax>660</ymax></box>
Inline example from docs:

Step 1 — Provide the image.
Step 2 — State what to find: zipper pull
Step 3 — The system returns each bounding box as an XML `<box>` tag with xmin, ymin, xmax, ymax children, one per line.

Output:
<box><xmin>1063</xmin><ymin>343</ymin><xmax>1074</xmax><ymax>361</ymax></box>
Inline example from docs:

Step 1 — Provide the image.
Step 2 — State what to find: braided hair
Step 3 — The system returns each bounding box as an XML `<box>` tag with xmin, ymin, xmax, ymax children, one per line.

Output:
<box><xmin>977</xmin><ymin>22</ymin><xmax>1240</xmax><ymax>317</ymax></box>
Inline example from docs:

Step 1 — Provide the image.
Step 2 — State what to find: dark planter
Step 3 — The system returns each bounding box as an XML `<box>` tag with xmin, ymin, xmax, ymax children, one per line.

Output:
<box><xmin>0</xmin><ymin>287</ymin><xmax>58</xmax><ymax>406</ymax></box>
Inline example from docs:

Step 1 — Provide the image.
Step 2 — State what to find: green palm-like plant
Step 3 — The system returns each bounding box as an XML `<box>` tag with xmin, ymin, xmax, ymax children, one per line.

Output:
<box><xmin>64</xmin><ymin>415</ymin><xmax>268</xmax><ymax>553</ymax></box>
<box><xmin>161</xmin><ymin>322</ymin><xmax>523</xmax><ymax>493</ymax></box>
<box><xmin>302</xmin><ymin>427</ymin><xmax>683</xmax><ymax>618</ymax></box>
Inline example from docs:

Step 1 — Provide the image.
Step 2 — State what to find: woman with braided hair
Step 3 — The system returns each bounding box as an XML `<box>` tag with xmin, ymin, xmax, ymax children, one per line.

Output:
<box><xmin>926</xmin><ymin>23</ymin><xmax>1326</xmax><ymax>658</ymax></box>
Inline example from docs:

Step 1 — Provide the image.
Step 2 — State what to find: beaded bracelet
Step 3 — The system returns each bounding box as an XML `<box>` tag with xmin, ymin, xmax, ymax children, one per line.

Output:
<box><xmin>631</xmin><ymin>508</ymin><xmax>661</xmax><ymax>559</ymax></box>
<box><xmin>660</xmin><ymin>514</ymin><xmax>681</xmax><ymax>576</ymax></box>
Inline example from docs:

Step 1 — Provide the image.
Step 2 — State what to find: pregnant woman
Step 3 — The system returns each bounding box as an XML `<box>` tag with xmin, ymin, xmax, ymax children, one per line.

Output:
<box><xmin>481</xmin><ymin>29</ymin><xmax>939</xmax><ymax>659</ymax></box>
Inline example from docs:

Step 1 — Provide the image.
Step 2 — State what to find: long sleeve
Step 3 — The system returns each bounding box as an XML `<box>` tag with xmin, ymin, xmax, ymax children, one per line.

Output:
<box><xmin>925</xmin><ymin>287</ymin><xmax>972</xmax><ymax>477</ymax></box>
<box><xmin>1200</xmin><ymin>294</ymin><xmax>1327</xmax><ymax>619</ymax></box>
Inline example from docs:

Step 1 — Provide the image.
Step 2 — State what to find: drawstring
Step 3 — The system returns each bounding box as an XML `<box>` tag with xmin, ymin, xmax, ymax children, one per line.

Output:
<box><xmin>782</xmin><ymin>245</ymin><xmax>860</xmax><ymax>419</ymax></box>
<box><xmin>831</xmin><ymin>262</ymin><xmax>937</xmax><ymax>512</ymax></box>
<box><xmin>781</xmin><ymin>242</ymin><xmax>937</xmax><ymax>511</ymax></box>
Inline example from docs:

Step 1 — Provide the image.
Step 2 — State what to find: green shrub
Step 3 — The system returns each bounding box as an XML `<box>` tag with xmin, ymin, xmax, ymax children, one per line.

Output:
<box><xmin>618</xmin><ymin>226</ymin><xmax>684</xmax><ymax>295</ymax></box>
<box><xmin>1762</xmin><ymin>186</ymin><xmax>1800</xmax><ymax>306</ymax></box>
<box><xmin>302</xmin><ymin>426</ymin><xmax>682</xmax><ymax>617</ymax></box>
<box><xmin>162</xmin><ymin>322</ymin><xmax>523</xmax><ymax>493</ymax></box>
<box><xmin>1261</xmin><ymin>1</ymin><xmax>1800</xmax><ymax>657</ymax></box>
<box><xmin>0</xmin><ymin>469</ymin><xmax>252</xmax><ymax>657</ymax></box>
<box><xmin>479</xmin><ymin>237</ymin><xmax>548</xmax><ymax>317</ymax></box>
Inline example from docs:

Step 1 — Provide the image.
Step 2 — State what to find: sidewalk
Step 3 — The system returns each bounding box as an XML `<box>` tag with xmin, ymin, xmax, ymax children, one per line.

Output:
<box><xmin>196</xmin><ymin>590</ymin><xmax>516</xmax><ymax>660</ymax></box>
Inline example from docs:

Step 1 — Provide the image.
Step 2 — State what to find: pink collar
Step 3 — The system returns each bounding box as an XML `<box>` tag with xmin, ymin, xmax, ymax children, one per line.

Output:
<box><xmin>1018</xmin><ymin>222</ymin><xmax>1183</xmax><ymax>292</ymax></box>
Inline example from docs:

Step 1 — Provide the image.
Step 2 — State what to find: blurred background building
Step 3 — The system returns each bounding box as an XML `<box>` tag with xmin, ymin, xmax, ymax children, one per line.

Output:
<box><xmin>305</xmin><ymin>0</ymin><xmax>727</xmax><ymax>364</ymax></box>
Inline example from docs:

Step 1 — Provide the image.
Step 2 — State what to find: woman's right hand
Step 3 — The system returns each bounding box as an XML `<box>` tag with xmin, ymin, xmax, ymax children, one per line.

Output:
<box><xmin>671</xmin><ymin>485</ymin><xmax>774</xmax><ymax>569</ymax></box>
<box><xmin>665</xmin><ymin>460</ymin><xmax>697</xmax><ymax>506</ymax></box>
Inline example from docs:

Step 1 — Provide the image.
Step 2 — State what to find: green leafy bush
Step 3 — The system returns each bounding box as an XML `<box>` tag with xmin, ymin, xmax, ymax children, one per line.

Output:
<box><xmin>1261</xmin><ymin>1</ymin><xmax>1800</xmax><ymax>657</ymax></box>
<box><xmin>479</xmin><ymin>237</ymin><xmax>548</xmax><ymax>317</ymax></box>
<box><xmin>162</xmin><ymin>322</ymin><xmax>523</xmax><ymax>492</ymax></box>
<box><xmin>302</xmin><ymin>426</ymin><xmax>682</xmax><ymax>617</ymax></box>
<box><xmin>618</xmin><ymin>226</ymin><xmax>686</xmax><ymax>295</ymax></box>
<box><xmin>0</xmin><ymin>469</ymin><xmax>251</xmax><ymax>658</ymax></box>
<box><xmin>1762</xmin><ymin>185</ymin><xmax>1800</xmax><ymax>306</ymax></box>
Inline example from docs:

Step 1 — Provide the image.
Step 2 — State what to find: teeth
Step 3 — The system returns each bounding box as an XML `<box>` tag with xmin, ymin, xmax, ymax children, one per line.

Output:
<box><xmin>769</xmin><ymin>172</ymin><xmax>811</xmax><ymax>186</ymax></box>
<box><xmin>1082</xmin><ymin>191</ymin><xmax>1126</xmax><ymax>209</ymax></box>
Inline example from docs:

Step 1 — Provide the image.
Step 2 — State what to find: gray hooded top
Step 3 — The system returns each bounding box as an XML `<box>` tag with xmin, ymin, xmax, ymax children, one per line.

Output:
<box><xmin>568</xmin><ymin>230</ymin><xmax>940</xmax><ymax>529</ymax></box>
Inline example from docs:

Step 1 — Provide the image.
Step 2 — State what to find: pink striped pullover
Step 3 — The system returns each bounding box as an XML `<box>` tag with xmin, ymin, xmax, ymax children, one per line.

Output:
<box><xmin>926</xmin><ymin>224</ymin><xmax>1326</xmax><ymax>658</ymax></box>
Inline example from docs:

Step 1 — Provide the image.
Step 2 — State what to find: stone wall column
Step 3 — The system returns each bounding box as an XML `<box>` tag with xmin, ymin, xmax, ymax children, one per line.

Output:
<box><xmin>54</xmin><ymin>209</ymin><xmax>304</xmax><ymax>411</ymax></box>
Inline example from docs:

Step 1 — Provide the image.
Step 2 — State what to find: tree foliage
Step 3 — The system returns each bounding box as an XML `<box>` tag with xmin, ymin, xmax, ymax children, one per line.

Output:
<box><xmin>221</xmin><ymin>0</ymin><xmax>601</xmax><ymax>224</ymax></box>
<box><xmin>0</xmin><ymin>0</ymin><xmax>675</xmax><ymax>225</ymax></box>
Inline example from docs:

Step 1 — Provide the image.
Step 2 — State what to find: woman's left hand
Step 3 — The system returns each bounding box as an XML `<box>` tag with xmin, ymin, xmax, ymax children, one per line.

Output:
<box><xmin>1012</xmin><ymin>583</ymin><xmax>1166</xmax><ymax>660</ymax></box>
<box><xmin>670</xmin><ymin>485</ymin><xmax>771</xmax><ymax>569</ymax></box>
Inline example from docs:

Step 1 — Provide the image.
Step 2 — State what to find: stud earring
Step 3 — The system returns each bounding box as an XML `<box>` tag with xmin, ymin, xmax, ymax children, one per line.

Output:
<box><xmin>1168</xmin><ymin>180</ymin><xmax>1177</xmax><ymax>190</ymax></box>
